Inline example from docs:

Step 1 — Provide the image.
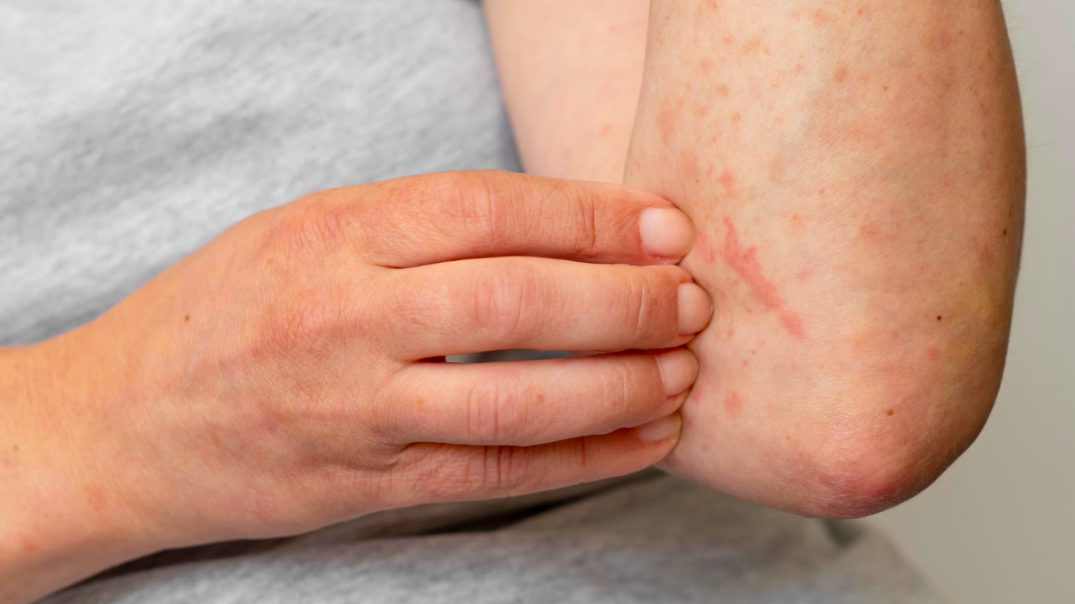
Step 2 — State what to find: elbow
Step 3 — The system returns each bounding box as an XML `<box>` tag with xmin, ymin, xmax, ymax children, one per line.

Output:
<box><xmin>793</xmin><ymin>378</ymin><xmax>1001</xmax><ymax>520</ymax></box>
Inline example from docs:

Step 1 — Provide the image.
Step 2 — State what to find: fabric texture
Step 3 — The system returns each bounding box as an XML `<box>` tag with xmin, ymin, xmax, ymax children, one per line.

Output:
<box><xmin>0</xmin><ymin>0</ymin><xmax>949</xmax><ymax>602</ymax></box>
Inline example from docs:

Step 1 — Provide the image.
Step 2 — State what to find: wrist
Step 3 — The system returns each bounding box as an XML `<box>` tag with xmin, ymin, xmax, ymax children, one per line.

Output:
<box><xmin>0</xmin><ymin>333</ymin><xmax>159</xmax><ymax>603</ymax></box>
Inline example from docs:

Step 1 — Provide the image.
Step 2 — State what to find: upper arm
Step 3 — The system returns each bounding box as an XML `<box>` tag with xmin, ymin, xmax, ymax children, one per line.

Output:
<box><xmin>483</xmin><ymin>0</ymin><xmax>649</xmax><ymax>183</ymax></box>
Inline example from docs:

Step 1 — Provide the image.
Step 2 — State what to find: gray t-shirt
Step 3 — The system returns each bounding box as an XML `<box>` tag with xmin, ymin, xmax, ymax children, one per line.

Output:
<box><xmin>1</xmin><ymin>0</ymin><xmax>949</xmax><ymax>602</ymax></box>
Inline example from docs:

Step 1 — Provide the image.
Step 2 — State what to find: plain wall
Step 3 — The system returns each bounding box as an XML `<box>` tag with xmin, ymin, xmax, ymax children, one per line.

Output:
<box><xmin>866</xmin><ymin>0</ymin><xmax>1075</xmax><ymax>602</ymax></box>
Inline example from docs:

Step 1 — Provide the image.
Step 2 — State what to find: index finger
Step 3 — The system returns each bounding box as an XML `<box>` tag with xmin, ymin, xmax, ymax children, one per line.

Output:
<box><xmin>340</xmin><ymin>170</ymin><xmax>696</xmax><ymax>267</ymax></box>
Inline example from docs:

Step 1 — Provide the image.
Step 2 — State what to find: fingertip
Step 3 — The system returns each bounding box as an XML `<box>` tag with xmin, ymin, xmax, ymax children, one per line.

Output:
<box><xmin>677</xmin><ymin>282</ymin><xmax>714</xmax><ymax>335</ymax></box>
<box><xmin>639</xmin><ymin>207</ymin><xmax>695</xmax><ymax>260</ymax></box>
<box><xmin>655</xmin><ymin>349</ymin><xmax>699</xmax><ymax>397</ymax></box>
<box><xmin>636</xmin><ymin>413</ymin><xmax>683</xmax><ymax>443</ymax></box>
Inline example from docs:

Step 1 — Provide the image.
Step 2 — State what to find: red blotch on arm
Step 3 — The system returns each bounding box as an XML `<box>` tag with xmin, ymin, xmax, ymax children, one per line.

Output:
<box><xmin>721</xmin><ymin>216</ymin><xmax>805</xmax><ymax>338</ymax></box>
<box><xmin>723</xmin><ymin>391</ymin><xmax>744</xmax><ymax>418</ymax></box>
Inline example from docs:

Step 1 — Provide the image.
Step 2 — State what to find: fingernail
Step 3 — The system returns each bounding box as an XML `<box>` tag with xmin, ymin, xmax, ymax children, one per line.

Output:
<box><xmin>656</xmin><ymin>348</ymin><xmax>698</xmax><ymax>396</ymax></box>
<box><xmin>637</xmin><ymin>414</ymin><xmax>682</xmax><ymax>443</ymax></box>
<box><xmin>640</xmin><ymin>208</ymin><xmax>694</xmax><ymax>258</ymax></box>
<box><xmin>678</xmin><ymin>283</ymin><xmax>714</xmax><ymax>334</ymax></box>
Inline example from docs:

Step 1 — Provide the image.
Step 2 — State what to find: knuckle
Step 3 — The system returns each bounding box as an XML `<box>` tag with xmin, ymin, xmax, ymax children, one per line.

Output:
<box><xmin>469</xmin><ymin>263</ymin><xmax>536</xmax><ymax>346</ymax></box>
<box><xmin>474</xmin><ymin>446</ymin><xmax>529</xmax><ymax>494</ymax></box>
<box><xmin>622</xmin><ymin>270</ymin><xmax>658</xmax><ymax>341</ymax></box>
<box><xmin>568</xmin><ymin>186</ymin><xmax>600</xmax><ymax>256</ymax></box>
<box><xmin>439</xmin><ymin>170</ymin><xmax>516</xmax><ymax>250</ymax></box>
<box><xmin>268</xmin><ymin>191</ymin><xmax>358</xmax><ymax>258</ymax></box>
<box><xmin>604</xmin><ymin>362</ymin><xmax>637</xmax><ymax>419</ymax></box>
<box><xmin>464</xmin><ymin>377</ymin><xmax>519</xmax><ymax>443</ymax></box>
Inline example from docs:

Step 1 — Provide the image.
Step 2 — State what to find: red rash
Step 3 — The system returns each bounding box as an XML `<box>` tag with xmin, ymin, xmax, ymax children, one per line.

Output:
<box><xmin>721</xmin><ymin>216</ymin><xmax>805</xmax><ymax>338</ymax></box>
<box><xmin>718</xmin><ymin>169</ymin><xmax>737</xmax><ymax>195</ymax></box>
<box><xmin>723</xmin><ymin>391</ymin><xmax>743</xmax><ymax>417</ymax></box>
<box><xmin>695</xmin><ymin>230</ymin><xmax>717</xmax><ymax>263</ymax></box>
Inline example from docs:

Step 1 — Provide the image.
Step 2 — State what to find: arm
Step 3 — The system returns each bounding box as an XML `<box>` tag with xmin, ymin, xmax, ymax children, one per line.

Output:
<box><xmin>488</xmin><ymin>0</ymin><xmax>1025</xmax><ymax>518</ymax></box>
<box><xmin>483</xmin><ymin>0</ymin><xmax>649</xmax><ymax>183</ymax></box>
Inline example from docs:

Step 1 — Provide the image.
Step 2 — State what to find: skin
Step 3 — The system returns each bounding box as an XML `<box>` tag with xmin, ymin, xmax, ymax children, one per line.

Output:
<box><xmin>488</xmin><ymin>0</ymin><xmax>1025</xmax><ymax>518</ymax></box>
<box><xmin>0</xmin><ymin>171</ymin><xmax>712</xmax><ymax>604</ymax></box>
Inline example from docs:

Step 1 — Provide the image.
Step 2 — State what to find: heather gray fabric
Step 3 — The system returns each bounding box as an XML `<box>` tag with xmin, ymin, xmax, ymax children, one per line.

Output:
<box><xmin>0</xmin><ymin>1</ymin><xmax>949</xmax><ymax>602</ymax></box>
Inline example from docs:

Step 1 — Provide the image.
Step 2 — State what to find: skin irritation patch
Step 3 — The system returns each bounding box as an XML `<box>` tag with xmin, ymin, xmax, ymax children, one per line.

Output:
<box><xmin>720</xmin><ymin>216</ymin><xmax>805</xmax><ymax>338</ymax></box>
<box><xmin>723</xmin><ymin>390</ymin><xmax>744</xmax><ymax>418</ymax></box>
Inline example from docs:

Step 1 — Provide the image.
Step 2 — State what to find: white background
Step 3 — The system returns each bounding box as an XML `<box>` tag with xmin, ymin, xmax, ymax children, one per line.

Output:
<box><xmin>867</xmin><ymin>1</ymin><xmax>1075</xmax><ymax>602</ymax></box>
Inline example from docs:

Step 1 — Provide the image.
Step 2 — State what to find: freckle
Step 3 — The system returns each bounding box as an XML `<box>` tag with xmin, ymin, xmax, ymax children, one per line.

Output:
<box><xmin>883</xmin><ymin>85</ymin><xmax>890</xmax><ymax>92</ymax></box>
<box><xmin>887</xmin><ymin>409</ymin><xmax>895</xmax><ymax>416</ymax></box>
<box><xmin>184</xmin><ymin>314</ymin><xmax>190</xmax><ymax>323</ymax></box>
<box><xmin>731</xmin><ymin>112</ymin><xmax>741</xmax><ymax>122</ymax></box>
<box><xmin>857</xmin><ymin>7</ymin><xmax>864</xmax><ymax>16</ymax></box>
<box><xmin>723</xmin><ymin>391</ymin><xmax>743</xmax><ymax>418</ymax></box>
<box><xmin>1003</xmin><ymin>229</ymin><xmax>1008</xmax><ymax>236</ymax></box>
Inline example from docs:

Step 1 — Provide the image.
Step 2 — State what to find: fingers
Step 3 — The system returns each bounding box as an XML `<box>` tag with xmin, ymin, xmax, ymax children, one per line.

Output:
<box><xmin>383</xmin><ymin>350</ymin><xmax>698</xmax><ymax>446</ymax></box>
<box><xmin>391</xmin><ymin>413</ymin><xmax>682</xmax><ymax>505</ymax></box>
<box><xmin>352</xmin><ymin>170</ymin><xmax>695</xmax><ymax>267</ymax></box>
<box><xmin>381</xmin><ymin>257</ymin><xmax>714</xmax><ymax>359</ymax></box>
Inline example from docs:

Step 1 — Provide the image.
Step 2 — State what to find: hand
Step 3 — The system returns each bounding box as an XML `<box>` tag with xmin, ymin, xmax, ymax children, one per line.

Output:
<box><xmin>17</xmin><ymin>170</ymin><xmax>711</xmax><ymax>561</ymax></box>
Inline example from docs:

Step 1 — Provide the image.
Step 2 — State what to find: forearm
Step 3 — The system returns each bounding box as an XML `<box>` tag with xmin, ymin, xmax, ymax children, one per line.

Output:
<box><xmin>626</xmin><ymin>0</ymin><xmax>1024</xmax><ymax>516</ymax></box>
<box><xmin>0</xmin><ymin>334</ymin><xmax>154</xmax><ymax>604</ymax></box>
<box><xmin>483</xmin><ymin>0</ymin><xmax>649</xmax><ymax>183</ymax></box>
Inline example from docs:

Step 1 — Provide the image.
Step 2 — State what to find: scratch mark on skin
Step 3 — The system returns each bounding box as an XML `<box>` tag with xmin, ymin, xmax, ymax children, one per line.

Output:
<box><xmin>720</xmin><ymin>216</ymin><xmax>805</xmax><ymax>338</ymax></box>
<box><xmin>724</xmin><ymin>391</ymin><xmax>743</xmax><ymax>418</ymax></box>
<box><xmin>695</xmin><ymin>230</ymin><xmax>717</xmax><ymax>263</ymax></box>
